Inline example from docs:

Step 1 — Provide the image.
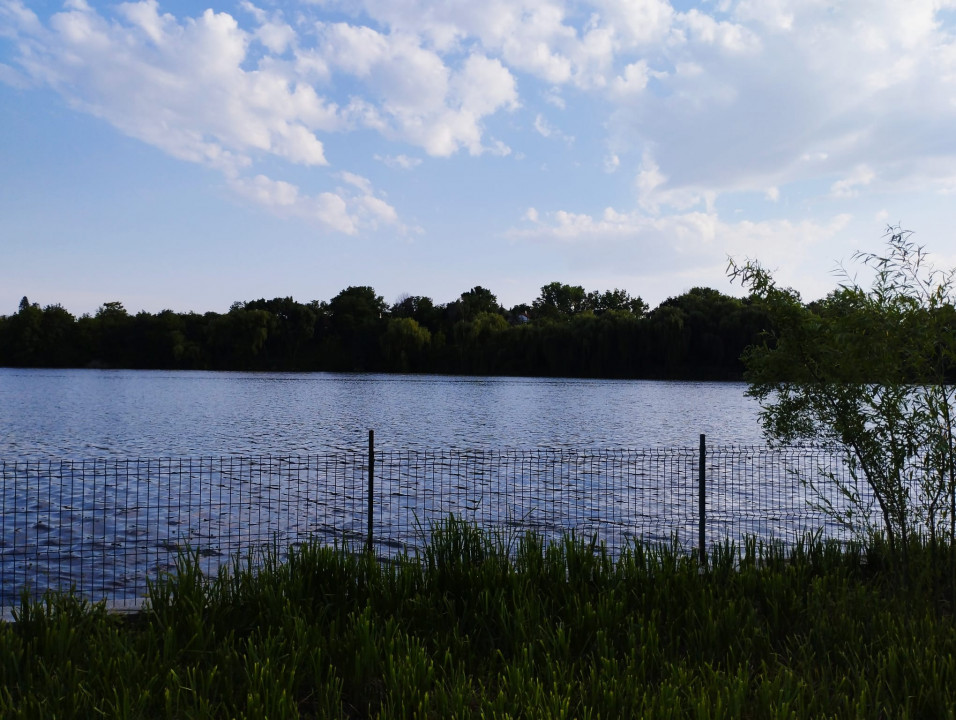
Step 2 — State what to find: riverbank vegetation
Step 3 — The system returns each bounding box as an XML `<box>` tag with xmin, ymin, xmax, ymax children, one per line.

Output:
<box><xmin>4</xmin><ymin>520</ymin><xmax>956</xmax><ymax>718</ymax></box>
<box><xmin>731</xmin><ymin>227</ymin><xmax>956</xmax><ymax>570</ymax></box>
<box><xmin>0</xmin><ymin>283</ymin><xmax>769</xmax><ymax>379</ymax></box>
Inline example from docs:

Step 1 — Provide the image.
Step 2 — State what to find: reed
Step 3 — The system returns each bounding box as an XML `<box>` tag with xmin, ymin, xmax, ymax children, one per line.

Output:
<box><xmin>3</xmin><ymin>519</ymin><xmax>956</xmax><ymax>718</ymax></box>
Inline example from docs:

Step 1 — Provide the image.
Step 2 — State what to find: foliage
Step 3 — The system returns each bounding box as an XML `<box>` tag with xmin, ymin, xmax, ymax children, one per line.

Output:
<box><xmin>381</xmin><ymin>317</ymin><xmax>431</xmax><ymax>372</ymax></box>
<box><xmin>729</xmin><ymin>227</ymin><xmax>956</xmax><ymax>554</ymax></box>
<box><xmin>0</xmin><ymin>283</ymin><xmax>768</xmax><ymax>379</ymax></box>
<box><xmin>5</xmin><ymin>524</ymin><xmax>956</xmax><ymax>718</ymax></box>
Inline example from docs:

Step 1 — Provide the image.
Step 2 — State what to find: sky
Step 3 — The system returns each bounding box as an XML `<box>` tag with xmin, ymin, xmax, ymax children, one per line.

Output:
<box><xmin>2</xmin><ymin>0</ymin><xmax>956</xmax><ymax>317</ymax></box>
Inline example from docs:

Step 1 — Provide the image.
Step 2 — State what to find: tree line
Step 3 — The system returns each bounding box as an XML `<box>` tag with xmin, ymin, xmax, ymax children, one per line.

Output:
<box><xmin>0</xmin><ymin>282</ymin><xmax>772</xmax><ymax>379</ymax></box>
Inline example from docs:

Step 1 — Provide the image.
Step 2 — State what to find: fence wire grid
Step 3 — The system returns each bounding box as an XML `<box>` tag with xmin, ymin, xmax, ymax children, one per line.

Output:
<box><xmin>1</xmin><ymin>445</ymin><xmax>866</xmax><ymax>607</ymax></box>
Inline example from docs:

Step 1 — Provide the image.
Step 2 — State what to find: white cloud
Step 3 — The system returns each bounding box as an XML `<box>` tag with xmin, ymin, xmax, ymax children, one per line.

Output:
<box><xmin>635</xmin><ymin>152</ymin><xmax>713</xmax><ymax>214</ymax></box>
<box><xmin>3</xmin><ymin>0</ymin><xmax>337</xmax><ymax>175</ymax></box>
<box><xmin>611</xmin><ymin>60</ymin><xmax>650</xmax><ymax>96</ymax></box>
<box><xmin>723</xmin><ymin>214</ymin><xmax>854</xmax><ymax>270</ymax></box>
<box><xmin>315</xmin><ymin>23</ymin><xmax>518</xmax><ymax>155</ymax></box>
<box><xmin>230</xmin><ymin>173</ymin><xmax>404</xmax><ymax>234</ymax></box>
<box><xmin>604</xmin><ymin>0</ymin><xmax>956</xmax><ymax>207</ymax></box>
<box><xmin>232</xmin><ymin>173</ymin><xmax>301</xmax><ymax>208</ymax></box>
<box><xmin>231</xmin><ymin>174</ymin><xmax>356</xmax><ymax>233</ymax></box>
<box><xmin>830</xmin><ymin>165</ymin><xmax>876</xmax><ymax>198</ymax></box>
<box><xmin>360</xmin><ymin>195</ymin><xmax>399</xmax><ymax>226</ymax></box>
<box><xmin>533</xmin><ymin>113</ymin><xmax>573</xmax><ymax>144</ymax></box>
<box><xmin>238</xmin><ymin>1</ymin><xmax>266</xmax><ymax>23</ymax></box>
<box><xmin>375</xmin><ymin>154</ymin><xmax>422</xmax><ymax>169</ymax></box>
<box><xmin>635</xmin><ymin>153</ymin><xmax>667</xmax><ymax>212</ymax></box>
<box><xmin>5</xmin><ymin>0</ymin><xmax>956</xmax><ymax>255</ymax></box>
<box><xmin>678</xmin><ymin>10</ymin><xmax>761</xmax><ymax>54</ymax></box>
<box><xmin>732</xmin><ymin>0</ymin><xmax>795</xmax><ymax>32</ymax></box>
<box><xmin>339</xmin><ymin>171</ymin><xmax>374</xmax><ymax>195</ymax></box>
<box><xmin>507</xmin><ymin>202</ymin><xmax>855</xmax><ymax>301</ymax></box>
<box><xmin>313</xmin><ymin>0</ymin><xmax>665</xmax><ymax>90</ymax></box>
<box><xmin>543</xmin><ymin>87</ymin><xmax>565</xmax><ymax>108</ymax></box>
<box><xmin>454</xmin><ymin>53</ymin><xmax>518</xmax><ymax>116</ymax></box>
<box><xmin>256</xmin><ymin>20</ymin><xmax>296</xmax><ymax>54</ymax></box>
<box><xmin>486</xmin><ymin>138</ymin><xmax>513</xmax><ymax>156</ymax></box>
<box><xmin>595</xmin><ymin>0</ymin><xmax>674</xmax><ymax>47</ymax></box>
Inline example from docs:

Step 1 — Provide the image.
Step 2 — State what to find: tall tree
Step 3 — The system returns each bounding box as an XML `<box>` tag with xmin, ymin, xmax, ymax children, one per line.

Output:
<box><xmin>327</xmin><ymin>286</ymin><xmax>387</xmax><ymax>370</ymax></box>
<box><xmin>533</xmin><ymin>282</ymin><xmax>589</xmax><ymax>319</ymax></box>
<box><xmin>459</xmin><ymin>286</ymin><xmax>501</xmax><ymax>321</ymax></box>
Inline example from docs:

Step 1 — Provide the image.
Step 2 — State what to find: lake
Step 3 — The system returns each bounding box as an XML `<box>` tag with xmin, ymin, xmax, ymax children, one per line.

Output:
<box><xmin>6</xmin><ymin>369</ymin><xmax>838</xmax><ymax>606</ymax></box>
<box><xmin>0</xmin><ymin>368</ymin><xmax>766</xmax><ymax>458</ymax></box>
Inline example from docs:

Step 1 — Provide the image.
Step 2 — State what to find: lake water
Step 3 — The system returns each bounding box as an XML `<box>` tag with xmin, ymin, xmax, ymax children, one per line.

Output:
<box><xmin>5</xmin><ymin>369</ymin><xmax>850</xmax><ymax>607</ymax></box>
<box><xmin>0</xmin><ymin>368</ymin><xmax>766</xmax><ymax>458</ymax></box>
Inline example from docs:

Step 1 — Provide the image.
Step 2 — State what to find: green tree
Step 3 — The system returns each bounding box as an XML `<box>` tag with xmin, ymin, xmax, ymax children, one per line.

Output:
<box><xmin>729</xmin><ymin>227</ymin><xmax>956</xmax><ymax>559</ymax></box>
<box><xmin>207</xmin><ymin>306</ymin><xmax>275</xmax><ymax>369</ymax></box>
<box><xmin>327</xmin><ymin>286</ymin><xmax>387</xmax><ymax>370</ymax></box>
<box><xmin>382</xmin><ymin>317</ymin><xmax>431</xmax><ymax>372</ymax></box>
<box><xmin>588</xmin><ymin>288</ymin><xmax>648</xmax><ymax>316</ymax></box>
<box><xmin>651</xmin><ymin>288</ymin><xmax>755</xmax><ymax>378</ymax></box>
<box><xmin>453</xmin><ymin>311</ymin><xmax>509</xmax><ymax>373</ymax></box>
<box><xmin>244</xmin><ymin>297</ymin><xmax>317</xmax><ymax>369</ymax></box>
<box><xmin>93</xmin><ymin>301</ymin><xmax>132</xmax><ymax>367</ymax></box>
<box><xmin>459</xmin><ymin>286</ymin><xmax>501</xmax><ymax>321</ymax></box>
<box><xmin>3</xmin><ymin>297</ymin><xmax>43</xmax><ymax>365</ymax></box>
<box><xmin>328</xmin><ymin>287</ymin><xmax>386</xmax><ymax>333</ymax></box>
<box><xmin>533</xmin><ymin>282</ymin><xmax>589</xmax><ymax>320</ymax></box>
<box><xmin>391</xmin><ymin>295</ymin><xmax>442</xmax><ymax>333</ymax></box>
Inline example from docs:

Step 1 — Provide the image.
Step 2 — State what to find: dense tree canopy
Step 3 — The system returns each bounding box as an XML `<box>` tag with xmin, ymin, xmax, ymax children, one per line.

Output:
<box><xmin>0</xmin><ymin>283</ymin><xmax>772</xmax><ymax>379</ymax></box>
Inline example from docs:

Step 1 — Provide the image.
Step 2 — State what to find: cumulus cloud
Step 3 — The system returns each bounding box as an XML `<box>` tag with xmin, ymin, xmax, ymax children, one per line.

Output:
<box><xmin>303</xmin><ymin>0</ymin><xmax>955</xmax><ymax>207</ymax></box>
<box><xmin>3</xmin><ymin>0</ymin><xmax>956</xmax><ymax>251</ymax></box>
<box><xmin>314</xmin><ymin>22</ymin><xmax>518</xmax><ymax>156</ymax></box>
<box><xmin>230</xmin><ymin>173</ymin><xmax>403</xmax><ymax>234</ymax></box>
<box><xmin>611</xmin><ymin>60</ymin><xmax>650</xmax><ymax>96</ymax></box>
<box><xmin>595</xmin><ymin>0</ymin><xmax>674</xmax><ymax>47</ymax></box>
<box><xmin>313</xmin><ymin>0</ymin><xmax>662</xmax><ymax>89</ymax></box>
<box><xmin>0</xmin><ymin>0</ymin><xmax>525</xmax><ymax>229</ymax></box>
<box><xmin>605</xmin><ymin>0</ymin><xmax>956</xmax><ymax>203</ymax></box>
<box><xmin>3</xmin><ymin>1</ymin><xmax>339</xmax><ymax>172</ymax></box>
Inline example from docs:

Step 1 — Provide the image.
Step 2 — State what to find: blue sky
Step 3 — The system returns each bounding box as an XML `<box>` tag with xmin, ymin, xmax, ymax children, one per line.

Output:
<box><xmin>2</xmin><ymin>0</ymin><xmax>956</xmax><ymax>316</ymax></box>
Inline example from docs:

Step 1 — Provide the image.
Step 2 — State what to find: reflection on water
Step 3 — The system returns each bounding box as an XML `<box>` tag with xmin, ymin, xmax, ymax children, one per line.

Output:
<box><xmin>0</xmin><ymin>368</ymin><xmax>765</xmax><ymax>458</ymax></box>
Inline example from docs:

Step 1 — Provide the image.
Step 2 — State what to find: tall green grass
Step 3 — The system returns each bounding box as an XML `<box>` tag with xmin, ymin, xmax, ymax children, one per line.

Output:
<box><xmin>3</xmin><ymin>519</ymin><xmax>956</xmax><ymax>718</ymax></box>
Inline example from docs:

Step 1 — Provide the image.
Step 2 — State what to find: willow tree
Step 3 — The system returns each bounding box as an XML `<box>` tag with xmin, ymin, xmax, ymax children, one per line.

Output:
<box><xmin>729</xmin><ymin>227</ymin><xmax>956</xmax><ymax>557</ymax></box>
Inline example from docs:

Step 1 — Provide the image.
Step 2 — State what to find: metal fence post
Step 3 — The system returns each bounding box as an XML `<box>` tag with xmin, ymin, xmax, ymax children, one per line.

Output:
<box><xmin>367</xmin><ymin>429</ymin><xmax>374</xmax><ymax>554</ymax></box>
<box><xmin>698</xmin><ymin>433</ymin><xmax>706</xmax><ymax>566</ymax></box>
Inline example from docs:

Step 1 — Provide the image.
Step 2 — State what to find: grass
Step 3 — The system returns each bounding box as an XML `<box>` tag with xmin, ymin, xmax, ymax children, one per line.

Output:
<box><xmin>4</xmin><ymin>519</ymin><xmax>956</xmax><ymax>718</ymax></box>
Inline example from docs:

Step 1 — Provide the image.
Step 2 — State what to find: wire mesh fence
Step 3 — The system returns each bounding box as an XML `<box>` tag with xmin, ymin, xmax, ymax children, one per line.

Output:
<box><xmin>0</xmin><ymin>442</ymin><xmax>868</xmax><ymax>607</ymax></box>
